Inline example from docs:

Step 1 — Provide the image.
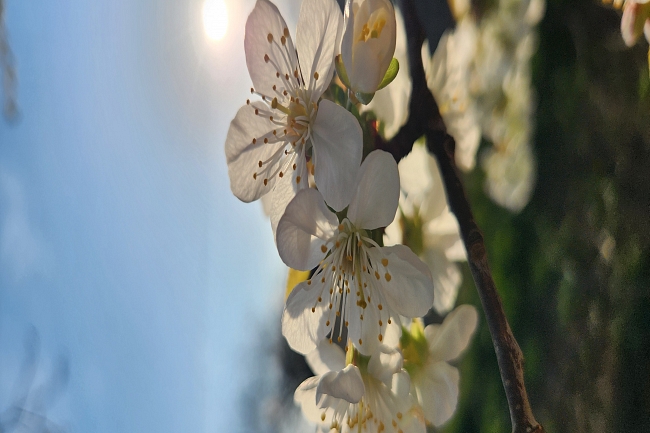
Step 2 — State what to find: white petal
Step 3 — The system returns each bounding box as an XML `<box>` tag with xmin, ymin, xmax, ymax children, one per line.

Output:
<box><xmin>347</xmin><ymin>150</ymin><xmax>400</xmax><ymax>229</ymax></box>
<box><xmin>421</xmin><ymin>249</ymin><xmax>461</xmax><ymax>315</ymax></box>
<box><xmin>316</xmin><ymin>365</ymin><xmax>365</xmax><ymax>404</ymax></box>
<box><xmin>415</xmin><ymin>362</ymin><xmax>460</xmax><ymax>427</ymax></box>
<box><xmin>267</xmin><ymin>162</ymin><xmax>308</xmax><ymax>238</ymax></box>
<box><xmin>347</xmin><ymin>297</ymin><xmax>381</xmax><ymax>356</ymax></box>
<box><xmin>391</xmin><ymin>369</ymin><xmax>411</xmax><ymax>401</ymax></box>
<box><xmin>276</xmin><ymin>188</ymin><xmax>339</xmax><ymax>270</ymax></box>
<box><xmin>282</xmin><ymin>280</ymin><xmax>329</xmax><ymax>354</ymax></box>
<box><xmin>225</xmin><ymin>103</ymin><xmax>288</xmax><ymax>202</ymax></box>
<box><xmin>245</xmin><ymin>0</ymin><xmax>298</xmax><ymax>98</ymax></box>
<box><xmin>296</xmin><ymin>0</ymin><xmax>343</xmax><ymax>99</ymax></box>
<box><xmin>306</xmin><ymin>340</ymin><xmax>346</xmax><ymax>376</ymax></box>
<box><xmin>311</xmin><ymin>100</ymin><xmax>363</xmax><ymax>211</ymax></box>
<box><xmin>367</xmin><ymin>345</ymin><xmax>403</xmax><ymax>386</ymax></box>
<box><xmin>425</xmin><ymin>304</ymin><xmax>478</xmax><ymax>362</ymax></box>
<box><xmin>379</xmin><ymin>245</ymin><xmax>434</xmax><ymax>317</ymax></box>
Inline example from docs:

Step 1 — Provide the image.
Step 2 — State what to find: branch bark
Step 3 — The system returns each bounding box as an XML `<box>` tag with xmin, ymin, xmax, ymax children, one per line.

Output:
<box><xmin>374</xmin><ymin>0</ymin><xmax>545</xmax><ymax>431</ymax></box>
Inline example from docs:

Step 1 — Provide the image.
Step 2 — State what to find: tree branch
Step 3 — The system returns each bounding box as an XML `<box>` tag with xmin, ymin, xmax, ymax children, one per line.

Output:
<box><xmin>374</xmin><ymin>0</ymin><xmax>545</xmax><ymax>431</ymax></box>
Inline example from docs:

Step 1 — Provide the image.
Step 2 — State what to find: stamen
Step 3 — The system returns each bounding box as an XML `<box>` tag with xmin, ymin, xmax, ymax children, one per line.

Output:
<box><xmin>267</xmin><ymin>33</ymin><xmax>273</xmax><ymax>43</ymax></box>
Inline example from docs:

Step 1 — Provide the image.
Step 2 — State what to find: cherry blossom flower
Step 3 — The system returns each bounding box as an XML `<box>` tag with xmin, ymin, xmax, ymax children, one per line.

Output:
<box><xmin>226</xmin><ymin>0</ymin><xmax>362</xmax><ymax>233</ymax></box>
<box><xmin>341</xmin><ymin>0</ymin><xmax>397</xmax><ymax>95</ymax></box>
<box><xmin>621</xmin><ymin>0</ymin><xmax>650</xmax><ymax>46</ymax></box>
<box><xmin>384</xmin><ymin>143</ymin><xmax>466</xmax><ymax>315</ymax></box>
<box><xmin>401</xmin><ymin>305</ymin><xmax>478</xmax><ymax>427</ymax></box>
<box><xmin>278</xmin><ymin>150</ymin><xmax>434</xmax><ymax>356</ymax></box>
<box><xmin>295</xmin><ymin>340</ymin><xmax>425</xmax><ymax>433</ymax></box>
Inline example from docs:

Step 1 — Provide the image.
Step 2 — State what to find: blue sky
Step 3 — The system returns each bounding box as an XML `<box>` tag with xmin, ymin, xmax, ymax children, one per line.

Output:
<box><xmin>0</xmin><ymin>0</ymin><xmax>296</xmax><ymax>431</ymax></box>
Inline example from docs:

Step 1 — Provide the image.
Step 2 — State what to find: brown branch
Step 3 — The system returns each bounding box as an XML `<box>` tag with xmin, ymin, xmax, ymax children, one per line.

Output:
<box><xmin>373</xmin><ymin>0</ymin><xmax>545</xmax><ymax>432</ymax></box>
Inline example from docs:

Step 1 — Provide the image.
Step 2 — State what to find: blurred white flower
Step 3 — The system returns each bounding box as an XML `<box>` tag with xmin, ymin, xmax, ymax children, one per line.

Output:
<box><xmin>402</xmin><ymin>305</ymin><xmax>478</xmax><ymax>427</ymax></box>
<box><xmin>385</xmin><ymin>143</ymin><xmax>466</xmax><ymax>315</ymax></box>
<box><xmin>341</xmin><ymin>0</ymin><xmax>397</xmax><ymax>95</ymax></box>
<box><xmin>278</xmin><ymin>151</ymin><xmax>434</xmax><ymax>356</ymax></box>
<box><xmin>295</xmin><ymin>341</ymin><xmax>425</xmax><ymax>433</ymax></box>
<box><xmin>226</xmin><ymin>0</ymin><xmax>362</xmax><ymax>235</ymax></box>
<box><xmin>427</xmin><ymin>19</ymin><xmax>482</xmax><ymax>171</ymax></box>
<box><xmin>621</xmin><ymin>0</ymin><xmax>650</xmax><ymax>46</ymax></box>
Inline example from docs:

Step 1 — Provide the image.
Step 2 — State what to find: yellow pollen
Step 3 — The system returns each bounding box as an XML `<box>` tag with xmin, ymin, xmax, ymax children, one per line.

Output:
<box><xmin>321</xmin><ymin>413</ymin><xmax>326</xmax><ymax>421</ymax></box>
<box><xmin>345</xmin><ymin>321</ymin><xmax>348</xmax><ymax>326</ymax></box>
<box><xmin>321</xmin><ymin>277</ymin><xmax>325</xmax><ymax>283</ymax></box>
<box><xmin>335</xmin><ymin>241</ymin><xmax>341</xmax><ymax>248</ymax></box>
<box><xmin>318</xmin><ymin>297</ymin><xmax>322</xmax><ymax>302</ymax></box>
<box><xmin>379</xmin><ymin>320</ymin><xmax>382</xmax><ymax>326</ymax></box>
<box><xmin>378</xmin><ymin>334</ymin><xmax>383</xmax><ymax>341</ymax></box>
<box><xmin>346</xmin><ymin>255</ymin><xmax>353</xmax><ymax>261</ymax></box>
<box><xmin>338</xmin><ymin>224</ymin><xmax>344</xmax><ymax>231</ymax></box>
<box><xmin>307</xmin><ymin>279</ymin><xmax>311</xmax><ymax>285</ymax></box>
<box><xmin>378</xmin><ymin>304</ymin><xmax>383</xmax><ymax>310</ymax></box>
<box><xmin>338</xmin><ymin>336</ymin><xmax>342</xmax><ymax>342</ymax></box>
<box><xmin>381</xmin><ymin>258</ymin><xmax>388</xmax><ymax>266</ymax></box>
<box><xmin>375</xmin><ymin>271</ymin><xmax>380</xmax><ymax>279</ymax></box>
<box><xmin>331</xmin><ymin>265</ymin><xmax>336</xmax><ymax>271</ymax></box>
<box><xmin>321</xmin><ymin>245</ymin><xmax>327</xmax><ymax>253</ymax></box>
<box><xmin>328</xmin><ymin>303</ymin><xmax>333</xmax><ymax>309</ymax></box>
<box><xmin>267</xmin><ymin>33</ymin><xmax>273</xmax><ymax>43</ymax></box>
<box><xmin>313</xmin><ymin>71</ymin><xmax>319</xmax><ymax>80</ymax></box>
<box><xmin>336</xmin><ymin>311</ymin><xmax>340</xmax><ymax>316</ymax></box>
<box><xmin>396</xmin><ymin>412</ymin><xmax>402</xmax><ymax>419</ymax></box>
<box><xmin>385</xmin><ymin>273</ymin><xmax>391</xmax><ymax>282</ymax></box>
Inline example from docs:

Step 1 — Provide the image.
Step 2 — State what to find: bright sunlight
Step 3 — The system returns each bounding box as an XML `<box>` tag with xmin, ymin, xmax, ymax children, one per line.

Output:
<box><xmin>203</xmin><ymin>0</ymin><xmax>228</xmax><ymax>41</ymax></box>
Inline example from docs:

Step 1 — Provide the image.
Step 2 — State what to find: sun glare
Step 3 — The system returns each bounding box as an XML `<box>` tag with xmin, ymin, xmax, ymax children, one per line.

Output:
<box><xmin>203</xmin><ymin>0</ymin><xmax>228</xmax><ymax>41</ymax></box>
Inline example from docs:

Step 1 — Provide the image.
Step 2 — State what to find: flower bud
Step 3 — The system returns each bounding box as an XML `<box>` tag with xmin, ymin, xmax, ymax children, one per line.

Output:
<box><xmin>341</xmin><ymin>0</ymin><xmax>397</xmax><ymax>95</ymax></box>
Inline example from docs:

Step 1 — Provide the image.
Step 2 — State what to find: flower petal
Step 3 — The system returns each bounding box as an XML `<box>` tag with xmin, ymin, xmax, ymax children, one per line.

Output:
<box><xmin>415</xmin><ymin>362</ymin><xmax>460</xmax><ymax>427</ymax></box>
<box><xmin>379</xmin><ymin>245</ymin><xmax>434</xmax><ymax>317</ymax></box>
<box><xmin>347</xmin><ymin>150</ymin><xmax>400</xmax><ymax>229</ymax></box>
<box><xmin>267</xmin><ymin>161</ymin><xmax>309</xmax><ymax>238</ymax></box>
<box><xmin>317</xmin><ymin>365</ymin><xmax>365</xmax><ymax>404</ymax></box>
<box><xmin>226</xmin><ymin>102</ymin><xmax>289</xmax><ymax>202</ymax></box>
<box><xmin>276</xmin><ymin>188</ymin><xmax>339</xmax><ymax>270</ymax></box>
<box><xmin>311</xmin><ymin>100</ymin><xmax>363</xmax><ymax>211</ymax></box>
<box><xmin>425</xmin><ymin>304</ymin><xmax>478</xmax><ymax>362</ymax></box>
<box><xmin>306</xmin><ymin>340</ymin><xmax>347</xmax><ymax>376</ymax></box>
<box><xmin>296</xmin><ymin>0</ymin><xmax>343</xmax><ymax>99</ymax></box>
<box><xmin>245</xmin><ymin>0</ymin><xmax>299</xmax><ymax>98</ymax></box>
<box><xmin>282</xmin><ymin>280</ymin><xmax>329</xmax><ymax>355</ymax></box>
<box><xmin>367</xmin><ymin>345</ymin><xmax>403</xmax><ymax>386</ymax></box>
<box><xmin>421</xmin><ymin>249</ymin><xmax>461</xmax><ymax>315</ymax></box>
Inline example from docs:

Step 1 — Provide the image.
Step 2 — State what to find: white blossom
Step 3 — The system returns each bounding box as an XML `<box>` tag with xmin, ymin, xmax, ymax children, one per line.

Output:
<box><xmin>295</xmin><ymin>341</ymin><xmax>425</xmax><ymax>433</ymax></box>
<box><xmin>278</xmin><ymin>150</ymin><xmax>434</xmax><ymax>356</ymax></box>
<box><xmin>226</xmin><ymin>0</ymin><xmax>362</xmax><ymax>234</ymax></box>
<box><xmin>402</xmin><ymin>305</ymin><xmax>478</xmax><ymax>427</ymax></box>
<box><xmin>385</xmin><ymin>143</ymin><xmax>466</xmax><ymax>315</ymax></box>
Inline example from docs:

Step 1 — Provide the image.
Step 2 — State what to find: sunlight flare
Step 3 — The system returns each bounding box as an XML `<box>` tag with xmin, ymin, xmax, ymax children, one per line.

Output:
<box><xmin>203</xmin><ymin>0</ymin><xmax>228</xmax><ymax>41</ymax></box>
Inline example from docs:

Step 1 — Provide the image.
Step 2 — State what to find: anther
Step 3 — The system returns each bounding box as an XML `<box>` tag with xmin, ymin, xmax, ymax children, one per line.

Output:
<box><xmin>264</xmin><ymin>54</ymin><xmax>270</xmax><ymax>63</ymax></box>
<box><xmin>381</xmin><ymin>258</ymin><xmax>388</xmax><ymax>266</ymax></box>
<box><xmin>283</xmin><ymin>28</ymin><xmax>289</xmax><ymax>37</ymax></box>
<box><xmin>285</xmin><ymin>73</ymin><xmax>289</xmax><ymax>80</ymax></box>
<box><xmin>385</xmin><ymin>273</ymin><xmax>392</xmax><ymax>282</ymax></box>
<box><xmin>279</xmin><ymin>172</ymin><xmax>283</xmax><ymax>178</ymax></box>
<box><xmin>292</xmin><ymin>163</ymin><xmax>296</xmax><ymax>170</ymax></box>
<box><xmin>318</xmin><ymin>297</ymin><xmax>322</xmax><ymax>302</ymax></box>
<box><xmin>378</xmin><ymin>335</ymin><xmax>383</xmax><ymax>342</ymax></box>
<box><xmin>321</xmin><ymin>245</ymin><xmax>327</xmax><ymax>253</ymax></box>
<box><xmin>267</xmin><ymin>33</ymin><xmax>273</xmax><ymax>43</ymax></box>
<box><xmin>388</xmin><ymin>318</ymin><xmax>392</xmax><ymax>324</ymax></box>
<box><xmin>264</xmin><ymin>138</ymin><xmax>269</xmax><ymax>144</ymax></box>
<box><xmin>253</xmin><ymin>173</ymin><xmax>257</xmax><ymax>180</ymax></box>
<box><xmin>379</xmin><ymin>320</ymin><xmax>382</xmax><ymax>326</ymax></box>
<box><xmin>378</xmin><ymin>304</ymin><xmax>383</xmax><ymax>310</ymax></box>
<box><xmin>246</xmin><ymin>99</ymin><xmax>250</xmax><ymax>105</ymax></box>
<box><xmin>252</xmin><ymin>138</ymin><xmax>257</xmax><ymax>144</ymax></box>
<box><xmin>375</xmin><ymin>271</ymin><xmax>380</xmax><ymax>280</ymax></box>
<box><xmin>338</xmin><ymin>224</ymin><xmax>344</xmax><ymax>231</ymax></box>
<box><xmin>250</xmin><ymin>87</ymin><xmax>254</xmax><ymax>93</ymax></box>
<box><xmin>254</xmin><ymin>108</ymin><xmax>259</xmax><ymax>115</ymax></box>
<box><xmin>258</xmin><ymin>161</ymin><xmax>263</xmax><ymax>168</ymax></box>
<box><xmin>269</xmin><ymin>116</ymin><xmax>273</xmax><ymax>121</ymax></box>
<box><xmin>263</xmin><ymin>179</ymin><xmax>268</xmax><ymax>186</ymax></box>
<box><xmin>358</xmin><ymin>339</ymin><xmax>362</xmax><ymax>345</ymax></box>
<box><xmin>272</xmin><ymin>85</ymin><xmax>276</xmax><ymax>90</ymax></box>
<box><xmin>313</xmin><ymin>71</ymin><xmax>319</xmax><ymax>80</ymax></box>
<box><xmin>307</xmin><ymin>279</ymin><xmax>311</xmax><ymax>285</ymax></box>
<box><xmin>280</xmin><ymin>35</ymin><xmax>286</xmax><ymax>45</ymax></box>
<box><xmin>311</xmin><ymin>307</ymin><xmax>315</xmax><ymax>312</ymax></box>
<box><xmin>296</xmin><ymin>176</ymin><xmax>301</xmax><ymax>183</ymax></box>
<box><xmin>326</xmin><ymin>320</ymin><xmax>330</xmax><ymax>326</ymax></box>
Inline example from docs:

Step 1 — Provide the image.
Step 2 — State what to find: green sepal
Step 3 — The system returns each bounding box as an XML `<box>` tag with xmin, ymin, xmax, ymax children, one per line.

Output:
<box><xmin>335</xmin><ymin>54</ymin><xmax>351</xmax><ymax>89</ymax></box>
<box><xmin>354</xmin><ymin>91</ymin><xmax>375</xmax><ymax>105</ymax></box>
<box><xmin>376</xmin><ymin>58</ymin><xmax>399</xmax><ymax>91</ymax></box>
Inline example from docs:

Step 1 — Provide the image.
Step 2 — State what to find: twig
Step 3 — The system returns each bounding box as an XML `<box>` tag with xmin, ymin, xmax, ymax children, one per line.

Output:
<box><xmin>374</xmin><ymin>0</ymin><xmax>545</xmax><ymax>431</ymax></box>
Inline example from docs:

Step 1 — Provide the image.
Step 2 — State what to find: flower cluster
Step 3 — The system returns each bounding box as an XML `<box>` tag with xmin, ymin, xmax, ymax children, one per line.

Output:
<box><xmin>225</xmin><ymin>0</ymin><xmax>479</xmax><ymax>430</ymax></box>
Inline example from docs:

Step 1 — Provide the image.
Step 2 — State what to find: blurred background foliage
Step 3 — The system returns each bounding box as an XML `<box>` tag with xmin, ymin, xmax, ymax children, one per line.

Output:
<box><xmin>240</xmin><ymin>0</ymin><xmax>649</xmax><ymax>431</ymax></box>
